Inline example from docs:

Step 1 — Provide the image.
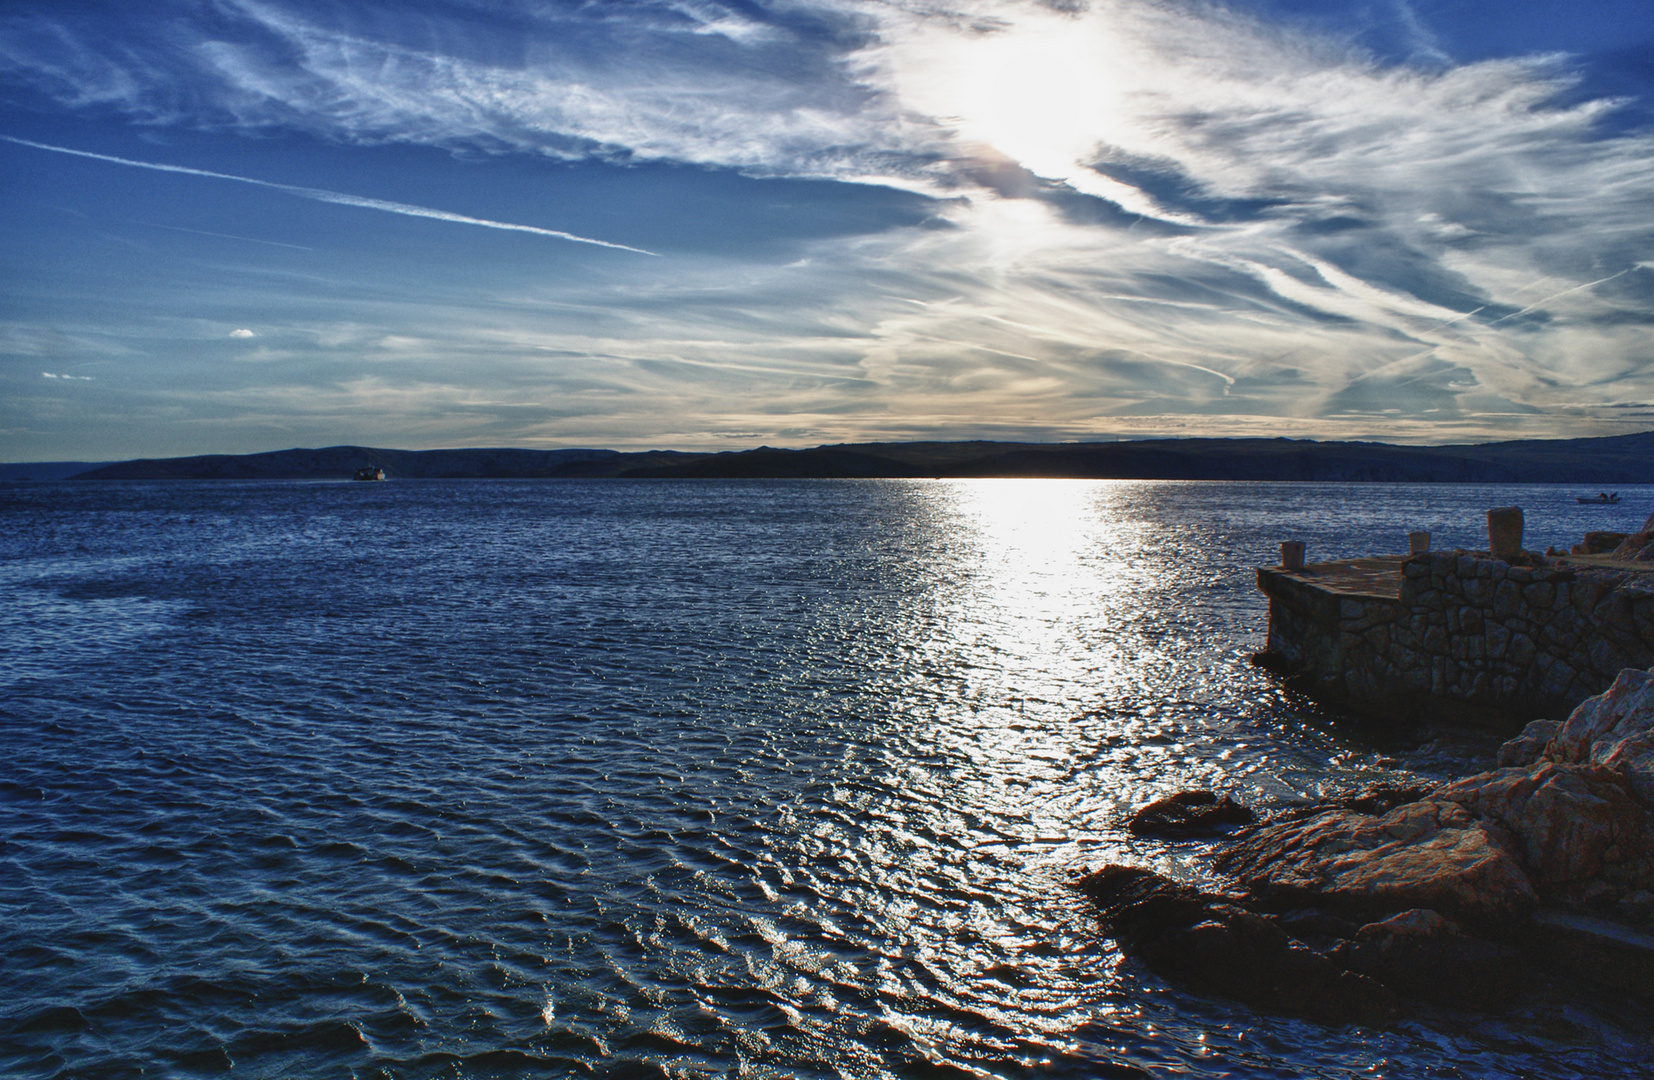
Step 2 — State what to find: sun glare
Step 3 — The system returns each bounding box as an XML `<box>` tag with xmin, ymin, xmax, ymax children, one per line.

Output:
<box><xmin>893</xmin><ymin>11</ymin><xmax>1135</xmax><ymax>198</ymax></box>
<box><xmin>939</xmin><ymin>479</ymin><xmax>1138</xmax><ymax>711</ymax></box>
<box><xmin>956</xmin><ymin>477</ymin><xmax>1096</xmax><ymax>578</ymax></box>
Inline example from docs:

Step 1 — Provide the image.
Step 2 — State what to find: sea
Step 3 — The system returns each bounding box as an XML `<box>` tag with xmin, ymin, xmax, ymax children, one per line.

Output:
<box><xmin>3</xmin><ymin>478</ymin><xmax>1652</xmax><ymax>1080</ymax></box>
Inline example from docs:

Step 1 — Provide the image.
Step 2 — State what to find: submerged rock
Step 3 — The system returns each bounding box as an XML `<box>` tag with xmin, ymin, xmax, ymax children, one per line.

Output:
<box><xmin>1075</xmin><ymin>864</ymin><xmax>1209</xmax><ymax>938</ymax></box>
<box><xmin>1126</xmin><ymin>790</ymin><xmax>1253</xmax><ymax>837</ymax></box>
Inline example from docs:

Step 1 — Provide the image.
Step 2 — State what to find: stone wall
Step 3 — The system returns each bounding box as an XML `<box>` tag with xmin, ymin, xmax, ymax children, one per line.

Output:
<box><xmin>1259</xmin><ymin>551</ymin><xmax>1654</xmax><ymax>723</ymax></box>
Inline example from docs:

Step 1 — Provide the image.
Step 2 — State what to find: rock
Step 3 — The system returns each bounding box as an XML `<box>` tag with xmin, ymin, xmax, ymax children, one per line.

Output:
<box><xmin>1144</xmin><ymin>910</ymin><xmax>1395</xmax><ymax>1026</ymax></box>
<box><xmin>1610</xmin><ymin>531</ymin><xmax>1654</xmax><ymax>560</ymax></box>
<box><xmin>1275</xmin><ymin>907</ymin><xmax>1363</xmax><ymax>945</ymax></box>
<box><xmin>1214</xmin><ymin>799</ymin><xmax>1537</xmax><ymax>927</ymax></box>
<box><xmin>1127</xmin><ymin>790</ymin><xmax>1254</xmax><ymax>837</ymax></box>
<box><xmin>1616</xmin><ymin>889</ymin><xmax>1654</xmax><ymax>923</ymax></box>
<box><xmin>1071</xmin><ymin>668</ymin><xmax>1654</xmax><ymax>1022</ymax></box>
<box><xmin>1582</xmin><ymin>880</ymin><xmax>1617</xmax><ymax>908</ymax></box>
<box><xmin>1437</xmin><ymin>762</ymin><xmax>1652</xmax><ymax>896</ymax></box>
<box><xmin>1548</xmin><ymin>667</ymin><xmax>1654</xmax><ymax>802</ymax></box>
<box><xmin>1525</xmin><ymin>909</ymin><xmax>1654</xmax><ymax>998</ymax></box>
<box><xmin>1578</xmin><ymin>531</ymin><xmax>1629</xmax><ymax>556</ymax></box>
<box><xmin>1333</xmin><ymin>781</ymin><xmax>1433</xmax><ymax>816</ymax></box>
<box><xmin>1497</xmin><ymin>719</ymin><xmax>1561</xmax><ymax>768</ymax></box>
<box><xmin>1075</xmin><ymin>864</ymin><xmax>1208</xmax><ymax>940</ymax></box>
<box><xmin>1329</xmin><ymin>908</ymin><xmax>1523</xmax><ymax>1006</ymax></box>
<box><xmin>1074</xmin><ymin>865</ymin><xmax>1397</xmax><ymax>1025</ymax></box>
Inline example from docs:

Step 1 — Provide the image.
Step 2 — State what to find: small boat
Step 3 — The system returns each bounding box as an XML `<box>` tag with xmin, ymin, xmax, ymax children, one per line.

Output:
<box><xmin>1576</xmin><ymin>492</ymin><xmax>1620</xmax><ymax>504</ymax></box>
<box><xmin>352</xmin><ymin>466</ymin><xmax>386</xmax><ymax>481</ymax></box>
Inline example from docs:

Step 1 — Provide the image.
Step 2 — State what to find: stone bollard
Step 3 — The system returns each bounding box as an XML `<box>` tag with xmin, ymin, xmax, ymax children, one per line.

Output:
<box><xmin>1487</xmin><ymin>506</ymin><xmax>1524</xmax><ymax>562</ymax></box>
<box><xmin>1408</xmin><ymin>530</ymin><xmax>1431</xmax><ymax>555</ymax></box>
<box><xmin>1280</xmin><ymin>540</ymin><xmax>1306</xmax><ymax>571</ymax></box>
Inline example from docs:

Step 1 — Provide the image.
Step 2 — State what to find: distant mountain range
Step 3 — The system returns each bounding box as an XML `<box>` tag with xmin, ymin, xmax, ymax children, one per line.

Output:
<box><xmin>0</xmin><ymin>460</ymin><xmax>114</xmax><ymax>482</ymax></box>
<box><xmin>8</xmin><ymin>431</ymin><xmax>1654</xmax><ymax>483</ymax></box>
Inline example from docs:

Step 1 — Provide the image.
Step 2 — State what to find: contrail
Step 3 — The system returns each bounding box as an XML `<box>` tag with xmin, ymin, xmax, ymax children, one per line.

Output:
<box><xmin>3</xmin><ymin>136</ymin><xmax>658</xmax><ymax>256</ymax></box>
<box><xmin>1486</xmin><ymin>269</ymin><xmax>1632</xmax><ymax>325</ymax></box>
<box><xmin>1344</xmin><ymin>266</ymin><xmax>1645</xmax><ymax>387</ymax></box>
<box><xmin>136</xmin><ymin>221</ymin><xmax>314</xmax><ymax>250</ymax></box>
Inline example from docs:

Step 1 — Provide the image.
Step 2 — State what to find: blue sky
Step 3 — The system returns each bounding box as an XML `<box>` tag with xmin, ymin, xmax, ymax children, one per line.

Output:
<box><xmin>2</xmin><ymin>0</ymin><xmax>1652</xmax><ymax>459</ymax></box>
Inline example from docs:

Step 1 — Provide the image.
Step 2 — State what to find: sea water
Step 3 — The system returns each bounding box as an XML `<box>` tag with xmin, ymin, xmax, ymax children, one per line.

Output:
<box><xmin>2</xmin><ymin>478</ymin><xmax>1651</xmax><ymax>1079</ymax></box>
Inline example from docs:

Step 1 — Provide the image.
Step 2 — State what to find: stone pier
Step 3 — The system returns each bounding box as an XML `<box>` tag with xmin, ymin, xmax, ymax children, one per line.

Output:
<box><xmin>1258</xmin><ymin>551</ymin><xmax>1654</xmax><ymax>723</ymax></box>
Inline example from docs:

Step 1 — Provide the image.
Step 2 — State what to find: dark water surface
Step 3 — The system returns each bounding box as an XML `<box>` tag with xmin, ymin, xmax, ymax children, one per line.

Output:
<box><xmin>3</xmin><ymin>479</ymin><xmax>1652</xmax><ymax>1079</ymax></box>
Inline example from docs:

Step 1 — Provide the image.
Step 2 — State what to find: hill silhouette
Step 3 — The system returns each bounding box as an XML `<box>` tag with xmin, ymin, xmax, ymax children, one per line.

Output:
<box><xmin>53</xmin><ymin>432</ymin><xmax>1654</xmax><ymax>484</ymax></box>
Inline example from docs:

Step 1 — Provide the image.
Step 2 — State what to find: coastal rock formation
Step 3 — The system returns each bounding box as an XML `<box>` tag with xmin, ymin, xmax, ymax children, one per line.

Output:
<box><xmin>1126</xmin><ymin>790</ymin><xmax>1253</xmax><ymax>837</ymax></box>
<box><xmin>1074</xmin><ymin>865</ymin><xmax>1397</xmax><ymax>1025</ymax></box>
<box><xmin>1547</xmin><ymin>667</ymin><xmax>1654</xmax><ymax>801</ymax></box>
<box><xmin>1437</xmin><ymin>763</ymin><xmax>1652</xmax><ymax>900</ymax></box>
<box><xmin>1213</xmin><ymin>797</ymin><xmax>1537</xmax><ymax>926</ymax></box>
<box><xmin>1077</xmin><ymin>667</ymin><xmax>1654</xmax><ymax>1021</ymax></box>
<box><xmin>1610</xmin><ymin>532</ymin><xmax>1654</xmax><ymax>561</ymax></box>
<box><xmin>1327</xmin><ymin>908</ymin><xmax>1522</xmax><ymax>1006</ymax></box>
<box><xmin>1616</xmin><ymin>536</ymin><xmax>1654</xmax><ymax>561</ymax></box>
<box><xmin>1572</xmin><ymin>531</ymin><xmax>1629</xmax><ymax>556</ymax></box>
<box><xmin>1496</xmin><ymin>718</ymin><xmax>1560</xmax><ymax>766</ymax></box>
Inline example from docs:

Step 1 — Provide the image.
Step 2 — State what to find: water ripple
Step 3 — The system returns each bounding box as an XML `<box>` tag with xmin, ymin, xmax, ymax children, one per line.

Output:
<box><xmin>2</xmin><ymin>478</ymin><xmax>1651</xmax><ymax>1078</ymax></box>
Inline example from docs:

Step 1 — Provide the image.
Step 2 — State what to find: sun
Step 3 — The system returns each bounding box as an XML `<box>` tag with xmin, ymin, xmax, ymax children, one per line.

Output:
<box><xmin>890</xmin><ymin>11</ymin><xmax>1133</xmax><ymax>191</ymax></box>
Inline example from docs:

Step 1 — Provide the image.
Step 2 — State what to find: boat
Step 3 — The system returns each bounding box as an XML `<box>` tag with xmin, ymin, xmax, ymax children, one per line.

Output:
<box><xmin>1576</xmin><ymin>492</ymin><xmax>1620</xmax><ymax>504</ymax></box>
<box><xmin>352</xmin><ymin>466</ymin><xmax>386</xmax><ymax>481</ymax></box>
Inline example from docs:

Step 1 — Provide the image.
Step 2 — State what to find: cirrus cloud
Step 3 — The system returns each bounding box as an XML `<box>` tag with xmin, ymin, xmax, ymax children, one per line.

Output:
<box><xmin>2</xmin><ymin>0</ymin><xmax>1652</xmax><ymax>450</ymax></box>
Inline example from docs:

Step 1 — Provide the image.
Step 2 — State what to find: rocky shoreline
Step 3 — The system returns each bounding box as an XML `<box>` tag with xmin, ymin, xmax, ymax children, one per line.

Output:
<box><xmin>1075</xmin><ymin>668</ymin><xmax>1654</xmax><ymax>1024</ymax></box>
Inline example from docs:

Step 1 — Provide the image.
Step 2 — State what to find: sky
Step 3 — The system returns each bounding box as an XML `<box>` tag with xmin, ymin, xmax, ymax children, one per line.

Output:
<box><xmin>2</xmin><ymin>0</ymin><xmax>1653</xmax><ymax>460</ymax></box>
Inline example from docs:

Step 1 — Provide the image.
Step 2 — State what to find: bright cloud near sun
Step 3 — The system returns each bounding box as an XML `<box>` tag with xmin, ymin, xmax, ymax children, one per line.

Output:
<box><xmin>2</xmin><ymin>0</ymin><xmax>1652</xmax><ymax>457</ymax></box>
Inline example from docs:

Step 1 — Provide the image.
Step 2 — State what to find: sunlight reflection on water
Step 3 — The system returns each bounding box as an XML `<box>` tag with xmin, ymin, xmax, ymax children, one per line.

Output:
<box><xmin>2</xmin><ymin>479</ymin><xmax>1650</xmax><ymax>1078</ymax></box>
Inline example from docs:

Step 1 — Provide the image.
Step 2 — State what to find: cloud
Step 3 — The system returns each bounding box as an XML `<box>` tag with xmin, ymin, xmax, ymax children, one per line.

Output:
<box><xmin>41</xmin><ymin>371</ymin><xmax>92</xmax><ymax>380</ymax></box>
<box><xmin>2</xmin><ymin>0</ymin><xmax>1653</xmax><ymax>442</ymax></box>
<box><xmin>229</xmin><ymin>328</ymin><xmax>256</xmax><ymax>338</ymax></box>
<box><xmin>0</xmin><ymin>0</ymin><xmax>901</xmax><ymax>174</ymax></box>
